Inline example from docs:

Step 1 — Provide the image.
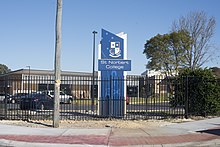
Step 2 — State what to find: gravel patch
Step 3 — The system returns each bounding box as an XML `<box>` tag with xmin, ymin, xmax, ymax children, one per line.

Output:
<box><xmin>0</xmin><ymin>119</ymin><xmax>194</xmax><ymax>129</ymax></box>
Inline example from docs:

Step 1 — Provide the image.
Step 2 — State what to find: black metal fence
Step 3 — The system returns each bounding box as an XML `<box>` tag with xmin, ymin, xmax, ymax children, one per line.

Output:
<box><xmin>1</xmin><ymin>75</ymin><xmax>217</xmax><ymax>121</ymax></box>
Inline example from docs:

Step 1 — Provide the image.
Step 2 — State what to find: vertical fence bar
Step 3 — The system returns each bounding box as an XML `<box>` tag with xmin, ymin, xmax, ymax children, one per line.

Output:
<box><xmin>185</xmin><ymin>76</ymin><xmax>189</xmax><ymax>119</ymax></box>
<box><xmin>144</xmin><ymin>76</ymin><xmax>148</xmax><ymax>119</ymax></box>
<box><xmin>4</xmin><ymin>76</ymin><xmax>8</xmax><ymax>119</ymax></box>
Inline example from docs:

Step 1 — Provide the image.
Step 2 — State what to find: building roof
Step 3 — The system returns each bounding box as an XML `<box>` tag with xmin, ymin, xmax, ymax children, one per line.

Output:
<box><xmin>1</xmin><ymin>69</ymin><xmax>97</xmax><ymax>77</ymax></box>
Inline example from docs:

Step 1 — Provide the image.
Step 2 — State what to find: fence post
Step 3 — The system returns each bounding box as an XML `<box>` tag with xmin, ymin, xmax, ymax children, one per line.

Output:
<box><xmin>4</xmin><ymin>77</ymin><xmax>8</xmax><ymax>119</ymax></box>
<box><xmin>202</xmin><ymin>79</ymin><xmax>206</xmax><ymax>117</ymax></box>
<box><xmin>109</xmin><ymin>76</ymin><xmax>112</xmax><ymax>118</ymax></box>
<box><xmin>184</xmin><ymin>76</ymin><xmax>189</xmax><ymax>119</ymax></box>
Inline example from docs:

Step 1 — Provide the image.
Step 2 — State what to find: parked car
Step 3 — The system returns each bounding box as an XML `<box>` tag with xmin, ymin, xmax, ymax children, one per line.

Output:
<box><xmin>0</xmin><ymin>93</ymin><xmax>11</xmax><ymax>102</ymax></box>
<box><xmin>20</xmin><ymin>93</ymin><xmax>53</xmax><ymax>110</ymax></box>
<box><xmin>4</xmin><ymin>93</ymin><xmax>28</xmax><ymax>104</ymax></box>
<box><xmin>45</xmin><ymin>90</ymin><xmax>73</xmax><ymax>104</ymax></box>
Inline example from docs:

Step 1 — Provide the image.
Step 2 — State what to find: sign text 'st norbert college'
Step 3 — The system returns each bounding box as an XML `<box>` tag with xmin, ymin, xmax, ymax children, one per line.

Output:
<box><xmin>98</xmin><ymin>59</ymin><xmax>131</xmax><ymax>71</ymax></box>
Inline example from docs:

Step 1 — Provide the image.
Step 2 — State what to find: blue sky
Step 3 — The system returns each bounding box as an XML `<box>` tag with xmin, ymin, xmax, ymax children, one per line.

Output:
<box><xmin>1</xmin><ymin>0</ymin><xmax>220</xmax><ymax>75</ymax></box>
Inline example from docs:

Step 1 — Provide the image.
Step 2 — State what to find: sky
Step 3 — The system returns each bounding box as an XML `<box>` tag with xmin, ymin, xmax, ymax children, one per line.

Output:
<box><xmin>1</xmin><ymin>0</ymin><xmax>220</xmax><ymax>75</ymax></box>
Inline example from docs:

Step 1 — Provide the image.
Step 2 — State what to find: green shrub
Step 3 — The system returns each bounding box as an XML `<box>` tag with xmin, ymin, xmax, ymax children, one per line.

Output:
<box><xmin>172</xmin><ymin>68</ymin><xmax>220</xmax><ymax>116</ymax></box>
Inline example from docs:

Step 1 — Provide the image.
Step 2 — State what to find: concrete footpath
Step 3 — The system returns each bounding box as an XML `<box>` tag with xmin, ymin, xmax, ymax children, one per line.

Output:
<box><xmin>0</xmin><ymin>117</ymin><xmax>220</xmax><ymax>147</ymax></box>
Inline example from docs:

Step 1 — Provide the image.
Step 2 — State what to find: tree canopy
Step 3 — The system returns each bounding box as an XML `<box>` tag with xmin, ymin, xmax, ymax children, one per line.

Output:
<box><xmin>0</xmin><ymin>64</ymin><xmax>11</xmax><ymax>74</ymax></box>
<box><xmin>143</xmin><ymin>30</ymin><xmax>191</xmax><ymax>76</ymax></box>
<box><xmin>143</xmin><ymin>11</ymin><xmax>216</xmax><ymax>75</ymax></box>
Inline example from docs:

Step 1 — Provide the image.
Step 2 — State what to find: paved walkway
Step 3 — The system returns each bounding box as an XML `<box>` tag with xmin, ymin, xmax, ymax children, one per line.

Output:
<box><xmin>0</xmin><ymin>117</ymin><xmax>220</xmax><ymax>146</ymax></box>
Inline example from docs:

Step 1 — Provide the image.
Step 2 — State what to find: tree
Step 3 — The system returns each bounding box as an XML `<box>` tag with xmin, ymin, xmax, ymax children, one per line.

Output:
<box><xmin>143</xmin><ymin>30</ymin><xmax>191</xmax><ymax>76</ymax></box>
<box><xmin>0</xmin><ymin>64</ymin><xmax>11</xmax><ymax>74</ymax></box>
<box><xmin>172</xmin><ymin>11</ymin><xmax>216</xmax><ymax>69</ymax></box>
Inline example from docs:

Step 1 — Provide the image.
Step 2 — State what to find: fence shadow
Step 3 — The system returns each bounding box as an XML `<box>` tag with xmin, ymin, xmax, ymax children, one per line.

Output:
<box><xmin>28</xmin><ymin>120</ymin><xmax>53</xmax><ymax>127</ymax></box>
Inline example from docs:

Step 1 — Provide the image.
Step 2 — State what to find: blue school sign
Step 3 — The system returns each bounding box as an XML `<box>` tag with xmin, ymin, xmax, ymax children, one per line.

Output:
<box><xmin>98</xmin><ymin>29</ymin><xmax>131</xmax><ymax>117</ymax></box>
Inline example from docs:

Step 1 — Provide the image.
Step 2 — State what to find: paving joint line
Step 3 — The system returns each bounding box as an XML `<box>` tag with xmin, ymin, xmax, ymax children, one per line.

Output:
<box><xmin>107</xmin><ymin>127</ymin><xmax>113</xmax><ymax>146</ymax></box>
<box><xmin>139</xmin><ymin>128</ymin><xmax>151</xmax><ymax>136</ymax></box>
<box><xmin>57</xmin><ymin>128</ymin><xmax>68</xmax><ymax>137</ymax></box>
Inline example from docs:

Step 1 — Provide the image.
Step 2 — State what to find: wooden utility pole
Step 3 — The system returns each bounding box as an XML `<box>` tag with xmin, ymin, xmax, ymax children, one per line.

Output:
<box><xmin>53</xmin><ymin>0</ymin><xmax>62</xmax><ymax>128</ymax></box>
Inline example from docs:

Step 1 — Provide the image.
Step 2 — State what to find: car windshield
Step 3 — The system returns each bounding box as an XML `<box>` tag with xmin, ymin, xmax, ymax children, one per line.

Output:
<box><xmin>21</xmin><ymin>93</ymin><xmax>38</xmax><ymax>98</ymax></box>
<box><xmin>49</xmin><ymin>91</ymin><xmax>65</xmax><ymax>95</ymax></box>
<box><xmin>16</xmin><ymin>93</ymin><xmax>28</xmax><ymax>96</ymax></box>
<box><xmin>60</xmin><ymin>92</ymin><xmax>65</xmax><ymax>95</ymax></box>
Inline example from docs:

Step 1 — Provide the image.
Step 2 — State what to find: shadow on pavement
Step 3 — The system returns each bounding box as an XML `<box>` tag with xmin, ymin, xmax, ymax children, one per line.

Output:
<box><xmin>198</xmin><ymin>128</ymin><xmax>220</xmax><ymax>136</ymax></box>
<box><xmin>28</xmin><ymin>120</ymin><xmax>53</xmax><ymax>127</ymax></box>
